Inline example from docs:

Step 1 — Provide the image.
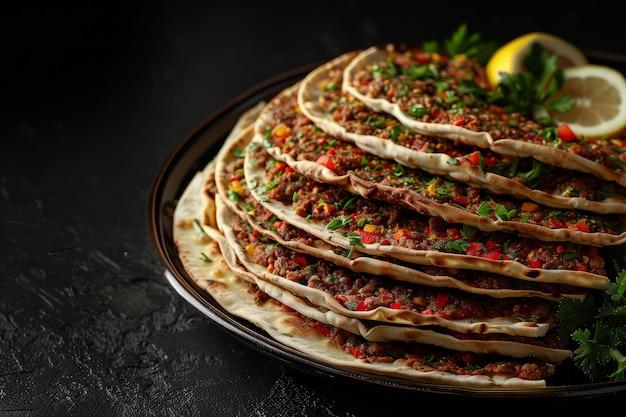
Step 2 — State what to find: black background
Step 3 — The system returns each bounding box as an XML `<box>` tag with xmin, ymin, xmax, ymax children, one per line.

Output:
<box><xmin>2</xmin><ymin>1</ymin><xmax>626</xmax><ymax>415</ymax></box>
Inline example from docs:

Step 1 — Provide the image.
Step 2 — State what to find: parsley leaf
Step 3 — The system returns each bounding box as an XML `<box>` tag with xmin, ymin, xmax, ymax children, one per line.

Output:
<box><xmin>489</xmin><ymin>42</ymin><xmax>574</xmax><ymax>117</ymax></box>
<box><xmin>422</xmin><ymin>23</ymin><xmax>497</xmax><ymax>66</ymax></box>
<box><xmin>326</xmin><ymin>215</ymin><xmax>353</xmax><ymax>231</ymax></box>
<box><xmin>558</xmin><ymin>264</ymin><xmax>626</xmax><ymax>382</ymax></box>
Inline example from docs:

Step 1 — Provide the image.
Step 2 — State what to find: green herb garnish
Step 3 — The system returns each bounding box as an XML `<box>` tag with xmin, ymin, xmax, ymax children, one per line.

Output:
<box><xmin>422</xmin><ymin>23</ymin><xmax>497</xmax><ymax>66</ymax></box>
<box><xmin>558</xmin><ymin>249</ymin><xmax>626</xmax><ymax>382</ymax></box>
<box><xmin>489</xmin><ymin>42</ymin><xmax>574</xmax><ymax>117</ymax></box>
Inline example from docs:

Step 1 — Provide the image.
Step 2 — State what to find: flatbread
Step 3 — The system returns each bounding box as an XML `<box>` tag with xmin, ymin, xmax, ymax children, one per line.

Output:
<box><xmin>217</xmin><ymin>195</ymin><xmax>567</xmax><ymax>338</ymax></box>
<box><xmin>173</xmin><ymin>157</ymin><xmax>555</xmax><ymax>388</ymax></box>
<box><xmin>215</xmin><ymin>124</ymin><xmax>589</xmax><ymax>301</ymax></box>
<box><xmin>298</xmin><ymin>49</ymin><xmax>626</xmax><ymax>214</ymax></box>
<box><xmin>342</xmin><ymin>45</ymin><xmax>626</xmax><ymax>188</ymax></box>
<box><xmin>170</xmin><ymin>41</ymin><xmax>626</xmax><ymax>390</ymax></box>
<box><xmin>218</xmin><ymin>195</ymin><xmax>573</xmax><ymax>359</ymax></box>
<box><xmin>264</xmin><ymin>80</ymin><xmax>626</xmax><ymax>245</ymax></box>
<box><xmin>244</xmin><ymin>131</ymin><xmax>610</xmax><ymax>289</ymax></box>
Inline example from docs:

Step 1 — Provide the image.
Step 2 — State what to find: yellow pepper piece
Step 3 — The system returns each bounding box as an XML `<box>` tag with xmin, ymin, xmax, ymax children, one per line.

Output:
<box><xmin>363</xmin><ymin>224</ymin><xmax>384</xmax><ymax>233</ymax></box>
<box><xmin>427</xmin><ymin>183</ymin><xmax>438</xmax><ymax>196</ymax></box>
<box><xmin>229</xmin><ymin>180</ymin><xmax>244</xmax><ymax>196</ymax></box>
<box><xmin>272</xmin><ymin>123</ymin><xmax>289</xmax><ymax>139</ymax></box>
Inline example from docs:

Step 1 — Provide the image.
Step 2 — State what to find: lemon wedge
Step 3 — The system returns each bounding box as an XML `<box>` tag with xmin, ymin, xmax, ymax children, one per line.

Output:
<box><xmin>486</xmin><ymin>32</ymin><xmax>588</xmax><ymax>86</ymax></box>
<box><xmin>534</xmin><ymin>64</ymin><xmax>626</xmax><ymax>139</ymax></box>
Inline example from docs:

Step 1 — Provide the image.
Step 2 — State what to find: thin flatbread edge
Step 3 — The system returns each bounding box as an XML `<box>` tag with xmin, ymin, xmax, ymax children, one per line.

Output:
<box><xmin>298</xmin><ymin>49</ymin><xmax>626</xmax><ymax>214</ymax></box>
<box><xmin>215</xmin><ymin>193</ymin><xmax>573</xmax><ymax>360</ymax></box>
<box><xmin>215</xmin><ymin>126</ymin><xmax>588</xmax><ymax>302</ymax></box>
<box><xmin>173</xmin><ymin>160</ymin><xmax>548</xmax><ymax>388</ymax></box>
<box><xmin>341</xmin><ymin>45</ymin><xmax>626</xmax><ymax>188</ymax></box>
<box><xmin>215</xmin><ymin>191</ymin><xmax>557</xmax><ymax>338</ymax></box>
<box><xmin>243</xmin><ymin>131</ymin><xmax>609</xmax><ymax>290</ymax></box>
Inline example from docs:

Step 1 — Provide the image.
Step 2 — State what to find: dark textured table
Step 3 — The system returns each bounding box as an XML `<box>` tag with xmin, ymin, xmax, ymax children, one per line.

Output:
<box><xmin>3</xmin><ymin>2</ymin><xmax>626</xmax><ymax>415</ymax></box>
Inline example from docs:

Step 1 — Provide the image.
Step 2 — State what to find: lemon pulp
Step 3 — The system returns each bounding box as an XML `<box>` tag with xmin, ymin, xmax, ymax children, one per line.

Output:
<box><xmin>536</xmin><ymin>65</ymin><xmax>626</xmax><ymax>139</ymax></box>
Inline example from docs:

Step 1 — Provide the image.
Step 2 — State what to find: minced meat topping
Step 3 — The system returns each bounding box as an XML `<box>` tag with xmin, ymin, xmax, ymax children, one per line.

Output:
<box><xmin>219</xmin><ymin>148</ymin><xmax>589</xmax><ymax>298</ymax></box>
<box><xmin>248</xmin><ymin>145</ymin><xmax>606</xmax><ymax>276</ymax></box>
<box><xmin>245</xmin><ymin>280</ymin><xmax>556</xmax><ymax>381</ymax></box>
<box><xmin>346</xmin><ymin>46</ymin><xmax>626</xmax><ymax>173</ymax></box>
<box><xmin>274</xmin><ymin>99</ymin><xmax>626</xmax><ymax>234</ymax></box>
<box><xmin>230</xmin><ymin>211</ymin><xmax>562</xmax><ymax>330</ymax></box>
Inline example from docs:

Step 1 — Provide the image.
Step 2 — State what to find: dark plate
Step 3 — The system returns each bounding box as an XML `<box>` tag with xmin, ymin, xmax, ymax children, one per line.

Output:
<box><xmin>147</xmin><ymin>53</ymin><xmax>626</xmax><ymax>399</ymax></box>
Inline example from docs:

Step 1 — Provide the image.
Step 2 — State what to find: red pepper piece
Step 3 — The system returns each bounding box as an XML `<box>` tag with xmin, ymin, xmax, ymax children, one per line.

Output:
<box><xmin>557</xmin><ymin>123</ymin><xmax>577</xmax><ymax>142</ymax></box>
<box><xmin>315</xmin><ymin>154</ymin><xmax>336</xmax><ymax>171</ymax></box>
<box><xmin>293</xmin><ymin>256</ymin><xmax>308</xmax><ymax>267</ymax></box>
<box><xmin>315</xmin><ymin>324</ymin><xmax>331</xmax><ymax>337</ymax></box>
<box><xmin>357</xmin><ymin>229</ymin><xmax>382</xmax><ymax>245</ymax></box>
<box><xmin>349</xmin><ymin>347</ymin><xmax>360</xmax><ymax>358</ymax></box>
<box><xmin>549</xmin><ymin>219</ymin><xmax>567</xmax><ymax>228</ymax></box>
<box><xmin>436</xmin><ymin>293</ymin><xmax>450</xmax><ymax>307</ymax></box>
<box><xmin>576</xmin><ymin>220</ymin><xmax>590</xmax><ymax>232</ymax></box>
<box><xmin>467</xmin><ymin>151</ymin><xmax>481</xmax><ymax>165</ymax></box>
<box><xmin>356</xmin><ymin>300</ymin><xmax>368</xmax><ymax>311</ymax></box>
<box><xmin>450</xmin><ymin>196</ymin><xmax>468</xmax><ymax>206</ymax></box>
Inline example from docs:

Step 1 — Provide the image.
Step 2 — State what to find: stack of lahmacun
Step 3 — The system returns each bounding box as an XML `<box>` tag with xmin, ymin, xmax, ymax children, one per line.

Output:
<box><xmin>172</xmin><ymin>34</ymin><xmax>626</xmax><ymax>389</ymax></box>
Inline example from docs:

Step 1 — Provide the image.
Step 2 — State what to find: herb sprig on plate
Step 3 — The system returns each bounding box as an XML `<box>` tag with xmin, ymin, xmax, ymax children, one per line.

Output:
<box><xmin>558</xmin><ymin>250</ymin><xmax>626</xmax><ymax>383</ymax></box>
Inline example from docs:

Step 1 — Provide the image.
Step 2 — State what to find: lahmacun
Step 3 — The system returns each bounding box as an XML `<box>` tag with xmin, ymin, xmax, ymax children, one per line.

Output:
<box><xmin>172</xmin><ymin>28</ymin><xmax>626</xmax><ymax>389</ymax></box>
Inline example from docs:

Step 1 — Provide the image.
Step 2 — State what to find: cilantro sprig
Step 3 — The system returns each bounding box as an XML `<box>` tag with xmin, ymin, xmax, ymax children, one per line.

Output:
<box><xmin>558</xmin><ymin>249</ymin><xmax>626</xmax><ymax>382</ymax></box>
